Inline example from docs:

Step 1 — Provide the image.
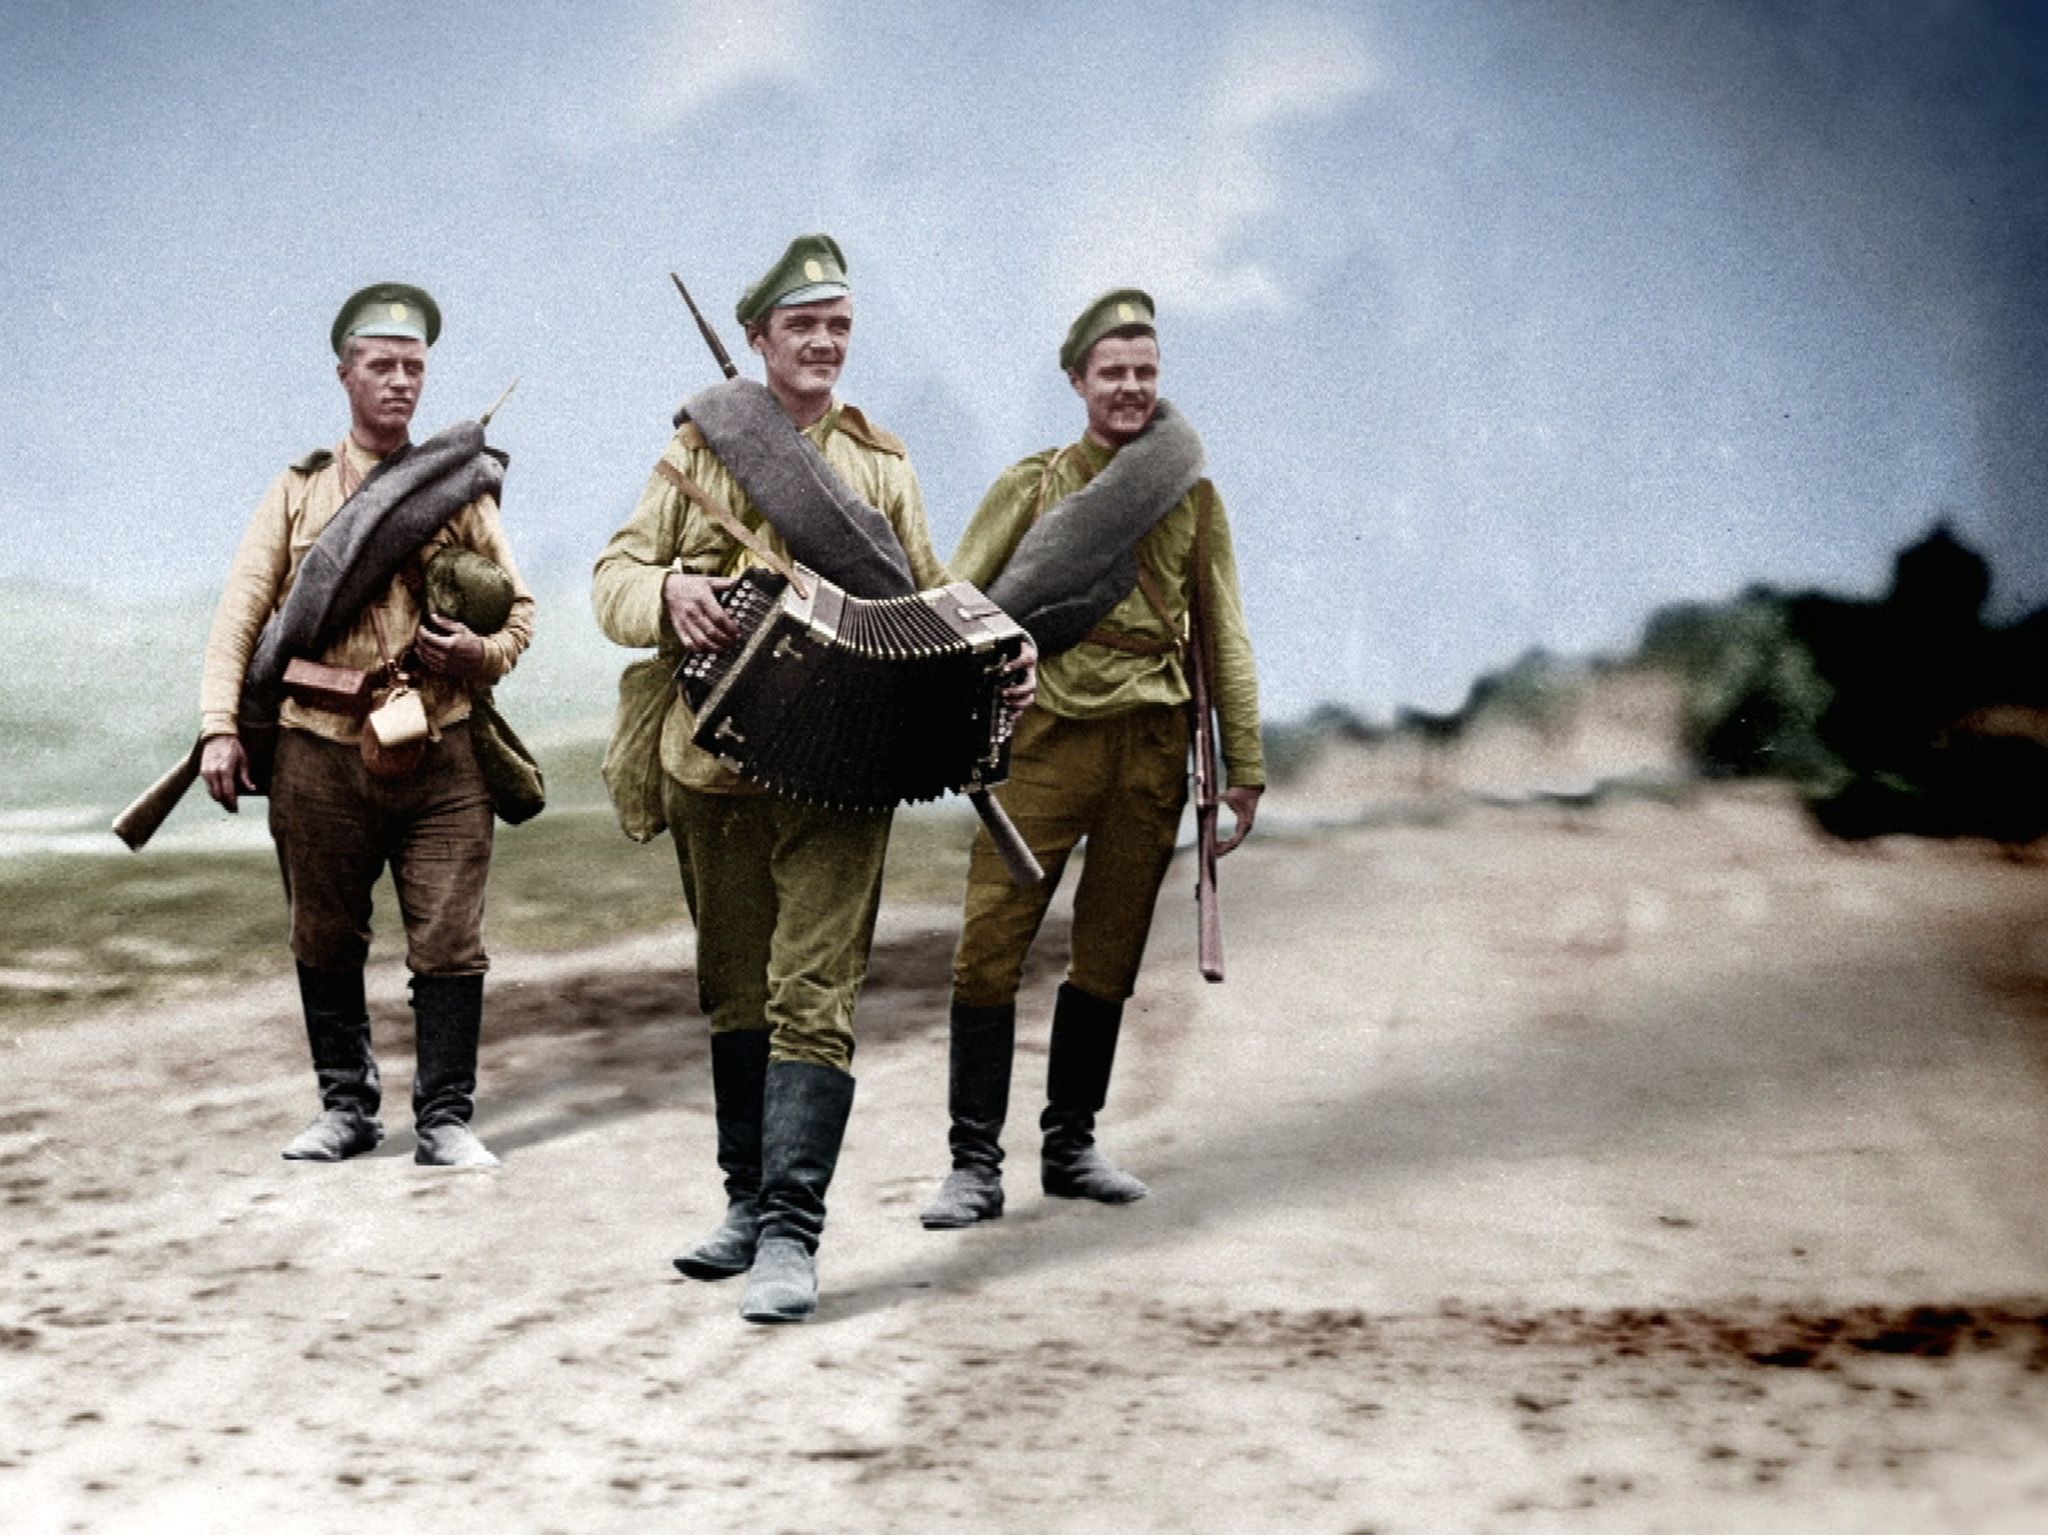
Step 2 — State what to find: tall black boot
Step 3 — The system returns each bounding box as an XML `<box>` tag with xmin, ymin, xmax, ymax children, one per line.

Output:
<box><xmin>919</xmin><ymin>1001</ymin><xmax>1015</xmax><ymax>1229</ymax></box>
<box><xmin>1041</xmin><ymin>982</ymin><xmax>1147</xmax><ymax>1203</ymax></box>
<box><xmin>675</xmin><ymin>1029</ymin><xmax>771</xmax><ymax>1281</ymax></box>
<box><xmin>410</xmin><ymin>972</ymin><xmax>498</xmax><ymax>1168</ymax></box>
<box><xmin>740</xmin><ymin>1060</ymin><xmax>857</xmax><ymax>1325</ymax></box>
<box><xmin>281</xmin><ymin>962</ymin><xmax>383</xmax><ymax>1162</ymax></box>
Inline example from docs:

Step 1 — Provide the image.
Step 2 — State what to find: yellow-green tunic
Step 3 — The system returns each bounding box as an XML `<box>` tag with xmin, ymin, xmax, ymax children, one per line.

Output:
<box><xmin>591</xmin><ymin>402</ymin><xmax>947</xmax><ymax>792</ymax></box>
<box><xmin>590</xmin><ymin>400</ymin><xmax>945</xmax><ymax>1070</ymax></box>
<box><xmin>950</xmin><ymin>432</ymin><xmax>1264</xmax><ymax>789</ymax></box>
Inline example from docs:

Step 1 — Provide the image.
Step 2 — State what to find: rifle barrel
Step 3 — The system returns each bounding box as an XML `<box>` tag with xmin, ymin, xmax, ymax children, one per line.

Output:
<box><xmin>671</xmin><ymin>272</ymin><xmax>739</xmax><ymax>380</ymax></box>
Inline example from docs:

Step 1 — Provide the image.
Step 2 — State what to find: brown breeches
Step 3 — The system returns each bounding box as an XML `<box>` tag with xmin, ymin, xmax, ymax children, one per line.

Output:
<box><xmin>268</xmin><ymin>723</ymin><xmax>495</xmax><ymax>976</ymax></box>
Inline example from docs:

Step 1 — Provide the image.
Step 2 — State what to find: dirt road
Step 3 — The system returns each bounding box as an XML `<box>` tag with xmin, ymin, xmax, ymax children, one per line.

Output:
<box><xmin>4</xmin><ymin>787</ymin><xmax>2045</xmax><ymax>1532</ymax></box>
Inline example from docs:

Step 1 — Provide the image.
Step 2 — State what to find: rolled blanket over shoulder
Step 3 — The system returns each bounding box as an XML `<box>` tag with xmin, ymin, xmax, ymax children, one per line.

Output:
<box><xmin>240</xmin><ymin>421</ymin><xmax>507</xmax><ymax>736</ymax></box>
<box><xmin>680</xmin><ymin>378</ymin><xmax>914</xmax><ymax>598</ymax></box>
<box><xmin>987</xmin><ymin>399</ymin><xmax>1205</xmax><ymax>655</ymax></box>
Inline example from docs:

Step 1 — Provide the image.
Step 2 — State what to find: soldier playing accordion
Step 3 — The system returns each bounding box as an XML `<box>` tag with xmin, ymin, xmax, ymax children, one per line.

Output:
<box><xmin>592</xmin><ymin>234</ymin><xmax>1034</xmax><ymax>1325</ymax></box>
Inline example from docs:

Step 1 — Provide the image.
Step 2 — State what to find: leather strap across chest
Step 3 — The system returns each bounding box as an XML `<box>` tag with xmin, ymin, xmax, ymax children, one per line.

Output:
<box><xmin>654</xmin><ymin>458</ymin><xmax>810</xmax><ymax>596</ymax></box>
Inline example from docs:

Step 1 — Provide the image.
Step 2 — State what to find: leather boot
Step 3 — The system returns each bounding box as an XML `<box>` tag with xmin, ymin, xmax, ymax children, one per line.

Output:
<box><xmin>919</xmin><ymin>1001</ymin><xmax>1014</xmax><ymax>1229</ymax></box>
<box><xmin>674</xmin><ymin>1029</ymin><xmax>770</xmax><ymax>1280</ymax></box>
<box><xmin>740</xmin><ymin>1060</ymin><xmax>856</xmax><ymax>1325</ymax></box>
<box><xmin>1041</xmin><ymin>982</ymin><xmax>1147</xmax><ymax>1204</ymax></box>
<box><xmin>281</xmin><ymin>963</ymin><xmax>383</xmax><ymax>1162</ymax></box>
<box><xmin>410</xmin><ymin>973</ymin><xmax>498</xmax><ymax>1168</ymax></box>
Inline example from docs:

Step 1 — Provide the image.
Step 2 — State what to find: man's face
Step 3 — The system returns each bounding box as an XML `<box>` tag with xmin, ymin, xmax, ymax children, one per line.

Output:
<box><xmin>337</xmin><ymin>336</ymin><xmax>427</xmax><ymax>440</ymax></box>
<box><xmin>751</xmin><ymin>296</ymin><xmax>853</xmax><ymax>406</ymax></box>
<box><xmin>1071</xmin><ymin>333</ymin><xmax>1160</xmax><ymax>447</ymax></box>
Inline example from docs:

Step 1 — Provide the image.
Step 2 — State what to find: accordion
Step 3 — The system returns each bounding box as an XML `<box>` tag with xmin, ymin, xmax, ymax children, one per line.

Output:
<box><xmin>676</xmin><ymin>567</ymin><xmax>1027</xmax><ymax>811</ymax></box>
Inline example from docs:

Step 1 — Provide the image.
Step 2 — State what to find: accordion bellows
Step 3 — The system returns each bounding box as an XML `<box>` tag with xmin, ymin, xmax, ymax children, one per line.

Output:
<box><xmin>676</xmin><ymin>568</ymin><xmax>1026</xmax><ymax>810</ymax></box>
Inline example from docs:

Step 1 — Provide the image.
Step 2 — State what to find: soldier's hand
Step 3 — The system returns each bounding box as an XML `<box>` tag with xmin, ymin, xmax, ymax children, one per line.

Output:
<box><xmin>1216</xmin><ymin>785</ymin><xmax>1262</xmax><ymax>856</ymax></box>
<box><xmin>200</xmin><ymin>734</ymin><xmax>256</xmax><ymax>813</ymax></box>
<box><xmin>664</xmin><ymin>571</ymin><xmax>740</xmax><ymax>651</ymax></box>
<box><xmin>414</xmin><ymin>614</ymin><xmax>488</xmax><ymax>681</ymax></box>
<box><xmin>1000</xmin><ymin>638</ymin><xmax>1038</xmax><ymax>720</ymax></box>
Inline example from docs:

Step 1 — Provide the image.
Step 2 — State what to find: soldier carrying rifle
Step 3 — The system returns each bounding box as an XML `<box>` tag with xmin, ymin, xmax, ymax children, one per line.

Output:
<box><xmin>921</xmin><ymin>288</ymin><xmax>1265</xmax><ymax>1231</ymax></box>
<box><xmin>187</xmin><ymin>284</ymin><xmax>535</xmax><ymax>1168</ymax></box>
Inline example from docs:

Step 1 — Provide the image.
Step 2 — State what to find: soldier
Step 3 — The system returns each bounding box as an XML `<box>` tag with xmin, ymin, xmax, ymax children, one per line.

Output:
<box><xmin>921</xmin><ymin>288</ymin><xmax>1264</xmax><ymax>1229</ymax></box>
<box><xmin>593</xmin><ymin>236</ymin><xmax>1029</xmax><ymax>1322</ymax></box>
<box><xmin>200</xmin><ymin>284</ymin><xmax>535</xmax><ymax>1170</ymax></box>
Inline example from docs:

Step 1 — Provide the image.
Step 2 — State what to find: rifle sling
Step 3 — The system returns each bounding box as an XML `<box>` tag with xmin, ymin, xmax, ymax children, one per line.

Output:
<box><xmin>655</xmin><ymin>458</ymin><xmax>810</xmax><ymax>597</ymax></box>
<box><xmin>1080</xmin><ymin>490</ymin><xmax>1212</xmax><ymax>663</ymax></box>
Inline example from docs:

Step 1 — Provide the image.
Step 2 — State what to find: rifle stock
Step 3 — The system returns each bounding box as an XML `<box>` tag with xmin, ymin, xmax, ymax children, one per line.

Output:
<box><xmin>1187</xmin><ymin>581</ymin><xmax>1225</xmax><ymax>983</ymax></box>
<box><xmin>970</xmin><ymin>789</ymin><xmax>1044</xmax><ymax>887</ymax></box>
<box><xmin>112</xmin><ymin>737</ymin><xmax>203</xmax><ymax>851</ymax></box>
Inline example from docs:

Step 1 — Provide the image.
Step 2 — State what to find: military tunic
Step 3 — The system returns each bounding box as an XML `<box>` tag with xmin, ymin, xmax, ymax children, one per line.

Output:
<box><xmin>950</xmin><ymin>433</ymin><xmax>1263</xmax><ymax>1005</ymax></box>
<box><xmin>202</xmin><ymin>436</ymin><xmax>535</xmax><ymax>977</ymax></box>
<box><xmin>203</xmin><ymin>436</ymin><xmax>534</xmax><ymax>744</ymax></box>
<box><xmin>591</xmin><ymin>401</ymin><xmax>945</xmax><ymax>1071</ymax></box>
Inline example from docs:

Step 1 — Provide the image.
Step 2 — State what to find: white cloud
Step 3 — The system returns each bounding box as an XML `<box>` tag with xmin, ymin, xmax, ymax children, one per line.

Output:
<box><xmin>1053</xmin><ymin>9</ymin><xmax>1374</xmax><ymax>318</ymax></box>
<box><xmin>1213</xmin><ymin>13</ymin><xmax>1379</xmax><ymax>131</ymax></box>
<box><xmin>627</xmin><ymin>0</ymin><xmax>817</xmax><ymax>136</ymax></box>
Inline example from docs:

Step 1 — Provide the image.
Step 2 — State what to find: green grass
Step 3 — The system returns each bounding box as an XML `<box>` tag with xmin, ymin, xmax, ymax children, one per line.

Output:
<box><xmin>0</xmin><ymin>739</ymin><xmax>983</xmax><ymax>1029</ymax></box>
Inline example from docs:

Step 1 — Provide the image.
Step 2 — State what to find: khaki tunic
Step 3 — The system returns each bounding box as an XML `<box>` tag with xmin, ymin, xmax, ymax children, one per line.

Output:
<box><xmin>591</xmin><ymin>399</ymin><xmax>945</xmax><ymax>1071</ymax></box>
<box><xmin>202</xmin><ymin>433</ymin><xmax>535</xmax><ymax>979</ymax></box>
<box><xmin>201</xmin><ymin>436</ymin><xmax>536</xmax><ymax>744</ymax></box>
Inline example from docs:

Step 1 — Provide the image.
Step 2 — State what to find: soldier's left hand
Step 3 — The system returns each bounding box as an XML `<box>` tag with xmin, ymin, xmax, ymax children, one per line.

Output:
<box><xmin>1217</xmin><ymin>785</ymin><xmax>1262</xmax><ymax>856</ymax></box>
<box><xmin>414</xmin><ymin>614</ymin><xmax>487</xmax><ymax>681</ymax></box>
<box><xmin>1001</xmin><ymin>639</ymin><xmax>1038</xmax><ymax>719</ymax></box>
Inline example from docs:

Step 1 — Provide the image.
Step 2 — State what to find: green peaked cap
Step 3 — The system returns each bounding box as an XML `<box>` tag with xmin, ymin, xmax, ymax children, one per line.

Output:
<box><xmin>735</xmin><ymin>233</ymin><xmax>850</xmax><ymax>327</ymax></box>
<box><xmin>1059</xmin><ymin>287</ymin><xmax>1155</xmax><ymax>372</ymax></box>
<box><xmin>331</xmin><ymin>282</ymin><xmax>441</xmax><ymax>356</ymax></box>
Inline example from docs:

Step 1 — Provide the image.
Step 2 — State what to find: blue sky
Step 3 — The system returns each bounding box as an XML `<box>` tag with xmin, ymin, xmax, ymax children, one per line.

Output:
<box><xmin>3</xmin><ymin>0</ymin><xmax>2043</xmax><ymax>717</ymax></box>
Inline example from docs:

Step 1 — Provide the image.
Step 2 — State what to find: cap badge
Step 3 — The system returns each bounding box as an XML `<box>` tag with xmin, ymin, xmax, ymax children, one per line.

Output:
<box><xmin>1116</xmin><ymin>302</ymin><xmax>1137</xmax><ymax>322</ymax></box>
<box><xmin>804</xmin><ymin>259</ymin><xmax>824</xmax><ymax>281</ymax></box>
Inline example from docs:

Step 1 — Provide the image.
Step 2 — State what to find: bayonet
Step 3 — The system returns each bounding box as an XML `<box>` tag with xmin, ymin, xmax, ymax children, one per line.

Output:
<box><xmin>672</xmin><ymin>272</ymin><xmax>740</xmax><ymax>380</ymax></box>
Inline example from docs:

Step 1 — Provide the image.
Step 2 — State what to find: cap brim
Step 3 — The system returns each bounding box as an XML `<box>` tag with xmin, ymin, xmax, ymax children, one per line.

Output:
<box><xmin>347</xmin><ymin>321</ymin><xmax>429</xmax><ymax>343</ymax></box>
<box><xmin>773</xmin><ymin>281</ymin><xmax>851</xmax><ymax>309</ymax></box>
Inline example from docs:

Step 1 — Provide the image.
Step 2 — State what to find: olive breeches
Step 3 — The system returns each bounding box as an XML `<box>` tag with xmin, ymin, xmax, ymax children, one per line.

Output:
<box><xmin>663</xmin><ymin>780</ymin><xmax>893</xmax><ymax>1073</ymax></box>
<box><xmin>952</xmin><ymin>704</ymin><xmax>1189</xmax><ymax>1007</ymax></box>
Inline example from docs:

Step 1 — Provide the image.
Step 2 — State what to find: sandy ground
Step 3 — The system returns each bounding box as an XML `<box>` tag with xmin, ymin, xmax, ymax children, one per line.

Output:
<box><xmin>4</xmin><ymin>782</ymin><xmax>2047</xmax><ymax>1533</ymax></box>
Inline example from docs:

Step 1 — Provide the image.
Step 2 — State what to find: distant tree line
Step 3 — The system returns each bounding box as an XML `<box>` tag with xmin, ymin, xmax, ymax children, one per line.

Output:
<box><xmin>1643</xmin><ymin>525</ymin><xmax>2048</xmax><ymax>845</ymax></box>
<box><xmin>1263</xmin><ymin>523</ymin><xmax>2048</xmax><ymax>845</ymax></box>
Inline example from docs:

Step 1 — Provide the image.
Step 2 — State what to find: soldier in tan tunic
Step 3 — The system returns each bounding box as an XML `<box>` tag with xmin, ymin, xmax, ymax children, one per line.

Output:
<box><xmin>201</xmin><ymin>284</ymin><xmax>535</xmax><ymax>1169</ymax></box>
<box><xmin>922</xmin><ymin>289</ymin><xmax>1263</xmax><ymax>1229</ymax></box>
<box><xmin>592</xmin><ymin>236</ymin><xmax>1019</xmax><ymax>1322</ymax></box>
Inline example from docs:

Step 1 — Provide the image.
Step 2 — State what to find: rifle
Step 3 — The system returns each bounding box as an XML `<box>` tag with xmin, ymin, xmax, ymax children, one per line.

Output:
<box><xmin>1186</xmin><ymin>569</ymin><xmax>1225</xmax><ymax>982</ymax></box>
<box><xmin>667</xmin><ymin>272</ymin><xmax>1043</xmax><ymax>887</ymax></box>
<box><xmin>112</xmin><ymin>741</ymin><xmax>205</xmax><ymax>851</ymax></box>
